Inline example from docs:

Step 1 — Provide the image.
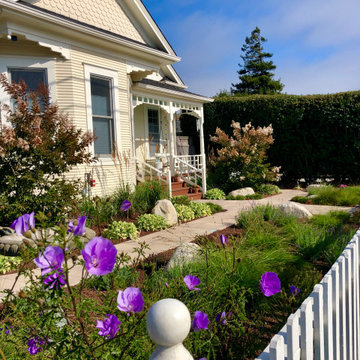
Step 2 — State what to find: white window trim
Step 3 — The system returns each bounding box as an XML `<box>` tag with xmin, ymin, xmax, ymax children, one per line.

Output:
<box><xmin>0</xmin><ymin>56</ymin><xmax>56</xmax><ymax>124</ymax></box>
<box><xmin>145</xmin><ymin>105</ymin><xmax>161</xmax><ymax>160</ymax></box>
<box><xmin>84</xmin><ymin>64</ymin><xmax>120</xmax><ymax>163</ymax></box>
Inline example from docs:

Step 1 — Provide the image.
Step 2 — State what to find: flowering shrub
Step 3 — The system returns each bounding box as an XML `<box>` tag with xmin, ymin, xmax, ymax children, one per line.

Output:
<box><xmin>174</xmin><ymin>204</ymin><xmax>195</xmax><ymax>222</ymax></box>
<box><xmin>204</xmin><ymin>188</ymin><xmax>226</xmax><ymax>200</ymax></box>
<box><xmin>104</xmin><ymin>220</ymin><xmax>139</xmax><ymax>240</ymax></box>
<box><xmin>189</xmin><ymin>202</ymin><xmax>212</xmax><ymax>217</ymax></box>
<box><xmin>208</xmin><ymin>121</ymin><xmax>281</xmax><ymax>193</ymax></box>
<box><xmin>0</xmin><ymin>75</ymin><xmax>94</xmax><ymax>224</ymax></box>
<box><xmin>136</xmin><ymin>214</ymin><xmax>169</xmax><ymax>231</ymax></box>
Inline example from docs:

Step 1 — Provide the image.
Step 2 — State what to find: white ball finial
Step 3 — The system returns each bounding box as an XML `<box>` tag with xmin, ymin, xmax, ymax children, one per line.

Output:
<box><xmin>147</xmin><ymin>298</ymin><xmax>194</xmax><ymax>360</ymax></box>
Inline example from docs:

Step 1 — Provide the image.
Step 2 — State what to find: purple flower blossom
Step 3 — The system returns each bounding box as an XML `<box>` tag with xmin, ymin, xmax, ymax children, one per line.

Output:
<box><xmin>339</xmin><ymin>184</ymin><xmax>348</xmax><ymax>188</ymax></box>
<box><xmin>199</xmin><ymin>358</ymin><xmax>207</xmax><ymax>360</ymax></box>
<box><xmin>117</xmin><ymin>287</ymin><xmax>144</xmax><ymax>315</ymax></box>
<box><xmin>96</xmin><ymin>314</ymin><xmax>121</xmax><ymax>339</ymax></box>
<box><xmin>120</xmin><ymin>199</ymin><xmax>131</xmax><ymax>212</ymax></box>
<box><xmin>192</xmin><ymin>311</ymin><xmax>209</xmax><ymax>332</ymax></box>
<box><xmin>165</xmin><ymin>282</ymin><xmax>169</xmax><ymax>288</ymax></box>
<box><xmin>260</xmin><ymin>272</ymin><xmax>281</xmax><ymax>297</ymax></box>
<box><xmin>220</xmin><ymin>234</ymin><xmax>227</xmax><ymax>245</ymax></box>
<box><xmin>290</xmin><ymin>285</ymin><xmax>300</xmax><ymax>296</ymax></box>
<box><xmin>43</xmin><ymin>270</ymin><xmax>66</xmax><ymax>290</ymax></box>
<box><xmin>34</xmin><ymin>246</ymin><xmax>64</xmax><ymax>275</ymax></box>
<box><xmin>27</xmin><ymin>337</ymin><xmax>45</xmax><ymax>355</ymax></box>
<box><xmin>215</xmin><ymin>311</ymin><xmax>228</xmax><ymax>325</ymax></box>
<box><xmin>184</xmin><ymin>275</ymin><xmax>201</xmax><ymax>291</ymax></box>
<box><xmin>0</xmin><ymin>325</ymin><xmax>13</xmax><ymax>335</ymax></box>
<box><xmin>81</xmin><ymin>237</ymin><xmax>117</xmax><ymax>276</ymax></box>
<box><xmin>10</xmin><ymin>212</ymin><xmax>35</xmax><ymax>236</ymax></box>
<box><xmin>67</xmin><ymin>215</ymin><xmax>87</xmax><ymax>236</ymax></box>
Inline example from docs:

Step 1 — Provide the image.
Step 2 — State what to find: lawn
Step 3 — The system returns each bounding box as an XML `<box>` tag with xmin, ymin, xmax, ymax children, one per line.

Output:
<box><xmin>0</xmin><ymin>206</ymin><xmax>358</xmax><ymax>359</ymax></box>
<box><xmin>292</xmin><ymin>185</ymin><xmax>360</xmax><ymax>206</ymax></box>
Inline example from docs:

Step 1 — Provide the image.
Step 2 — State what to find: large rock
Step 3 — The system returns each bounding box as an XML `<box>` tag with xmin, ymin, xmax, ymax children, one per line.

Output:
<box><xmin>278</xmin><ymin>202</ymin><xmax>313</xmax><ymax>219</ymax></box>
<box><xmin>152</xmin><ymin>199</ymin><xmax>178</xmax><ymax>226</ymax></box>
<box><xmin>165</xmin><ymin>243</ymin><xmax>201</xmax><ymax>270</ymax></box>
<box><xmin>229</xmin><ymin>187</ymin><xmax>255</xmax><ymax>197</ymax></box>
<box><xmin>0</xmin><ymin>226</ymin><xmax>95</xmax><ymax>256</ymax></box>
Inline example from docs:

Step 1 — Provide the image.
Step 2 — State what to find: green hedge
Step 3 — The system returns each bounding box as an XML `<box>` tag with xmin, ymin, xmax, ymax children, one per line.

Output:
<box><xmin>204</xmin><ymin>92</ymin><xmax>360</xmax><ymax>185</ymax></box>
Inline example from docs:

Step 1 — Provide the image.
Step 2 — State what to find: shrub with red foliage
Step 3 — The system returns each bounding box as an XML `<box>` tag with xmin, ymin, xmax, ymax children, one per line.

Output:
<box><xmin>0</xmin><ymin>74</ymin><xmax>95</xmax><ymax>224</ymax></box>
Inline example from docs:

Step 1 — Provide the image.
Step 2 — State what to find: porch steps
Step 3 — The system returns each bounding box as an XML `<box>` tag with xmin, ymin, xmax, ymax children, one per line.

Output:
<box><xmin>171</xmin><ymin>181</ymin><xmax>203</xmax><ymax>200</ymax></box>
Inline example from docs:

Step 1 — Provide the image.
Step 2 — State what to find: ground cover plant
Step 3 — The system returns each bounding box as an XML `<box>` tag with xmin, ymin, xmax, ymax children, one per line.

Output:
<box><xmin>1</xmin><ymin>206</ymin><xmax>358</xmax><ymax>359</ymax></box>
<box><xmin>291</xmin><ymin>185</ymin><xmax>360</xmax><ymax>206</ymax></box>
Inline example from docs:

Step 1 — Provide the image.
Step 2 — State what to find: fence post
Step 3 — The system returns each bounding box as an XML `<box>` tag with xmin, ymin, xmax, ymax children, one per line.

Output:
<box><xmin>147</xmin><ymin>298</ymin><xmax>194</xmax><ymax>360</ymax></box>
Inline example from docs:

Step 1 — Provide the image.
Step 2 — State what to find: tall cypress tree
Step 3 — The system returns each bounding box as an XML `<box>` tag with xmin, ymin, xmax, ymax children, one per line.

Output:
<box><xmin>232</xmin><ymin>27</ymin><xmax>284</xmax><ymax>95</ymax></box>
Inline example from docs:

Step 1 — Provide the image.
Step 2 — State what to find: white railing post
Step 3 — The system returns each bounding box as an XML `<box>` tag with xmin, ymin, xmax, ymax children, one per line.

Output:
<box><xmin>147</xmin><ymin>299</ymin><xmax>194</xmax><ymax>360</ymax></box>
<box><xmin>167</xmin><ymin>168</ymin><xmax>172</xmax><ymax>198</ymax></box>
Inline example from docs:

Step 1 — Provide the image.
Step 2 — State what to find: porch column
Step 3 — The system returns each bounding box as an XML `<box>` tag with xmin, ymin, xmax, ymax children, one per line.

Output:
<box><xmin>168</xmin><ymin>101</ymin><xmax>175</xmax><ymax>173</ymax></box>
<box><xmin>199</xmin><ymin>106</ymin><xmax>207</xmax><ymax>194</ymax></box>
<box><xmin>128</xmin><ymin>76</ymin><xmax>136</xmax><ymax>163</ymax></box>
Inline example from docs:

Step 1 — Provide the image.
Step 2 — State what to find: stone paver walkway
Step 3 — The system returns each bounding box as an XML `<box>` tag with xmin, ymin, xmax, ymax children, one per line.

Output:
<box><xmin>0</xmin><ymin>190</ymin><xmax>352</xmax><ymax>300</ymax></box>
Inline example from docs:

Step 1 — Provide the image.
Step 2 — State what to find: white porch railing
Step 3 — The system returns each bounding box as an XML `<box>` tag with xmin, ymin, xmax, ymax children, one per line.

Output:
<box><xmin>256</xmin><ymin>228</ymin><xmax>360</xmax><ymax>360</ymax></box>
<box><xmin>174</xmin><ymin>155</ymin><xmax>205</xmax><ymax>193</ymax></box>
<box><xmin>136</xmin><ymin>160</ymin><xmax>172</xmax><ymax>197</ymax></box>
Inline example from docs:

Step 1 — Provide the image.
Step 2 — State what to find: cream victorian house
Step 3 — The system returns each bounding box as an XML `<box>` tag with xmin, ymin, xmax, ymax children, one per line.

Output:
<box><xmin>0</xmin><ymin>0</ymin><xmax>212</xmax><ymax>197</ymax></box>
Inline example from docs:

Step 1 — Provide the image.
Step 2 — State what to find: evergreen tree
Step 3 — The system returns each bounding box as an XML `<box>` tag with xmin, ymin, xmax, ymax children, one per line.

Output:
<box><xmin>232</xmin><ymin>27</ymin><xmax>284</xmax><ymax>95</ymax></box>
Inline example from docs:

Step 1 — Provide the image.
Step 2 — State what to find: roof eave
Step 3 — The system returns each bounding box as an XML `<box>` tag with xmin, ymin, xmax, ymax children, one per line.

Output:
<box><xmin>133</xmin><ymin>82</ymin><xmax>213</xmax><ymax>103</ymax></box>
<box><xmin>0</xmin><ymin>0</ymin><xmax>181</xmax><ymax>64</ymax></box>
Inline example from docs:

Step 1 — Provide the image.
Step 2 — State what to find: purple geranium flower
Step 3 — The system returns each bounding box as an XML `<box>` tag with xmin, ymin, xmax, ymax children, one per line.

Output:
<box><xmin>120</xmin><ymin>199</ymin><xmax>131</xmax><ymax>212</ymax></box>
<box><xmin>0</xmin><ymin>325</ymin><xmax>13</xmax><ymax>335</ymax></box>
<box><xmin>27</xmin><ymin>337</ymin><xmax>45</xmax><ymax>355</ymax></box>
<box><xmin>96</xmin><ymin>314</ymin><xmax>121</xmax><ymax>339</ymax></box>
<box><xmin>117</xmin><ymin>287</ymin><xmax>144</xmax><ymax>315</ymax></box>
<box><xmin>290</xmin><ymin>285</ymin><xmax>300</xmax><ymax>296</ymax></box>
<box><xmin>259</xmin><ymin>272</ymin><xmax>281</xmax><ymax>297</ymax></box>
<box><xmin>184</xmin><ymin>275</ymin><xmax>201</xmax><ymax>291</ymax></box>
<box><xmin>67</xmin><ymin>215</ymin><xmax>87</xmax><ymax>236</ymax></box>
<box><xmin>220</xmin><ymin>235</ymin><xmax>227</xmax><ymax>245</ymax></box>
<box><xmin>215</xmin><ymin>311</ymin><xmax>229</xmax><ymax>325</ymax></box>
<box><xmin>81</xmin><ymin>237</ymin><xmax>117</xmax><ymax>276</ymax></box>
<box><xmin>10</xmin><ymin>212</ymin><xmax>35</xmax><ymax>236</ymax></box>
<box><xmin>192</xmin><ymin>311</ymin><xmax>209</xmax><ymax>332</ymax></box>
<box><xmin>43</xmin><ymin>270</ymin><xmax>66</xmax><ymax>290</ymax></box>
<box><xmin>34</xmin><ymin>246</ymin><xmax>64</xmax><ymax>276</ymax></box>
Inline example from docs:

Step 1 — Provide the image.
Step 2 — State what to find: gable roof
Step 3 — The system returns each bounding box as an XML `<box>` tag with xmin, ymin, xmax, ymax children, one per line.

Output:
<box><xmin>17</xmin><ymin>0</ymin><xmax>184</xmax><ymax>85</ymax></box>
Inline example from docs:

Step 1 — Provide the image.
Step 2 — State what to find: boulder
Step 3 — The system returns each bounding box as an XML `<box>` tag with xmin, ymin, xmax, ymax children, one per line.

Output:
<box><xmin>152</xmin><ymin>199</ymin><xmax>178</xmax><ymax>226</ymax></box>
<box><xmin>278</xmin><ymin>202</ymin><xmax>313</xmax><ymax>219</ymax></box>
<box><xmin>229</xmin><ymin>187</ymin><xmax>255</xmax><ymax>197</ymax></box>
<box><xmin>0</xmin><ymin>227</ymin><xmax>15</xmax><ymax>237</ymax></box>
<box><xmin>307</xmin><ymin>194</ymin><xmax>319</xmax><ymax>199</ymax></box>
<box><xmin>0</xmin><ymin>235</ymin><xmax>24</xmax><ymax>256</ymax></box>
<box><xmin>165</xmin><ymin>243</ymin><xmax>201</xmax><ymax>270</ymax></box>
<box><xmin>0</xmin><ymin>226</ymin><xmax>95</xmax><ymax>256</ymax></box>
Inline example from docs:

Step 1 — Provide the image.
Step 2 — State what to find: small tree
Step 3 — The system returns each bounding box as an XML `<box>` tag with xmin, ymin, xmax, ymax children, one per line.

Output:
<box><xmin>232</xmin><ymin>27</ymin><xmax>284</xmax><ymax>95</ymax></box>
<box><xmin>0</xmin><ymin>74</ymin><xmax>95</xmax><ymax>224</ymax></box>
<box><xmin>208</xmin><ymin>121</ymin><xmax>281</xmax><ymax>193</ymax></box>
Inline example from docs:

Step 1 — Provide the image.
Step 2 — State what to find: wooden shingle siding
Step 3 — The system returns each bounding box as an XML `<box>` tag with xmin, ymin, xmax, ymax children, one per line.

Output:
<box><xmin>29</xmin><ymin>0</ymin><xmax>146</xmax><ymax>44</ymax></box>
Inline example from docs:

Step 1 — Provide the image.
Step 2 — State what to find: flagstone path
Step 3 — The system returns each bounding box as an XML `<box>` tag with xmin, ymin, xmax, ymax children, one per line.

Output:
<box><xmin>0</xmin><ymin>189</ymin><xmax>352</xmax><ymax>301</ymax></box>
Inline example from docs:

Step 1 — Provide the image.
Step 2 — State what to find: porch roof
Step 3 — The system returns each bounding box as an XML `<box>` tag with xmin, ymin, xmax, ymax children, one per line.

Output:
<box><xmin>133</xmin><ymin>78</ymin><xmax>213</xmax><ymax>103</ymax></box>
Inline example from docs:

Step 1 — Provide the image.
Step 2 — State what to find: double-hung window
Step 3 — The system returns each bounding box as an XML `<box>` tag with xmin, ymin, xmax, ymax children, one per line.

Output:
<box><xmin>84</xmin><ymin>64</ymin><xmax>119</xmax><ymax>159</ymax></box>
<box><xmin>90</xmin><ymin>76</ymin><xmax>114</xmax><ymax>155</ymax></box>
<box><xmin>0</xmin><ymin>57</ymin><xmax>56</xmax><ymax>124</ymax></box>
<box><xmin>147</xmin><ymin>108</ymin><xmax>160</xmax><ymax>158</ymax></box>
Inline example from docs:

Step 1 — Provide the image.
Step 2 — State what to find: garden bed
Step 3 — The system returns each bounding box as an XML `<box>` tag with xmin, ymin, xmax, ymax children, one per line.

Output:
<box><xmin>1</xmin><ymin>206</ymin><xmax>359</xmax><ymax>359</ymax></box>
<box><xmin>291</xmin><ymin>185</ymin><xmax>360</xmax><ymax>206</ymax></box>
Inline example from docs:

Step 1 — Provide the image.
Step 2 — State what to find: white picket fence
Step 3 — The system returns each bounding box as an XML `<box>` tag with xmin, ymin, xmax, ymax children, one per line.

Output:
<box><xmin>256</xmin><ymin>228</ymin><xmax>360</xmax><ymax>360</ymax></box>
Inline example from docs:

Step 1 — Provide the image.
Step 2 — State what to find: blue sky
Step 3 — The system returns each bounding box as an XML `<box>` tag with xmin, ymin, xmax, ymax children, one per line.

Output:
<box><xmin>142</xmin><ymin>0</ymin><xmax>360</xmax><ymax>97</ymax></box>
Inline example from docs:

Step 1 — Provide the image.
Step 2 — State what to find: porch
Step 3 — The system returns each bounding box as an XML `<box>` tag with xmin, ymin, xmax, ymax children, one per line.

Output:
<box><xmin>131</xmin><ymin>87</ymin><xmax>208</xmax><ymax>198</ymax></box>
